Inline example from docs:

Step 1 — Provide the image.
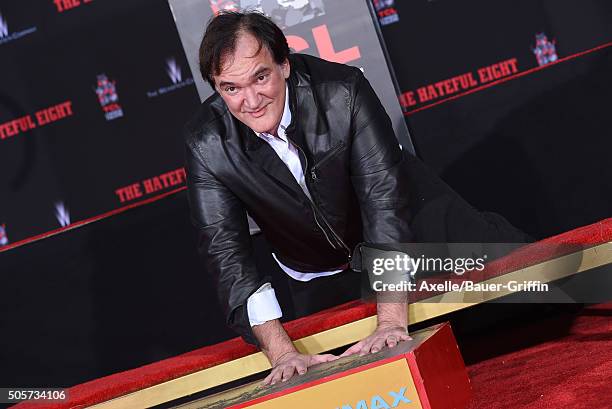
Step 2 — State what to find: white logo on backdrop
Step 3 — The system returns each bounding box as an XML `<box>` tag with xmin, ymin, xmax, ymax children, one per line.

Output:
<box><xmin>166</xmin><ymin>58</ymin><xmax>183</xmax><ymax>84</ymax></box>
<box><xmin>0</xmin><ymin>11</ymin><xmax>37</xmax><ymax>45</ymax></box>
<box><xmin>55</xmin><ymin>202</ymin><xmax>71</xmax><ymax>227</ymax></box>
<box><xmin>146</xmin><ymin>57</ymin><xmax>194</xmax><ymax>98</ymax></box>
<box><xmin>0</xmin><ymin>13</ymin><xmax>9</xmax><ymax>38</ymax></box>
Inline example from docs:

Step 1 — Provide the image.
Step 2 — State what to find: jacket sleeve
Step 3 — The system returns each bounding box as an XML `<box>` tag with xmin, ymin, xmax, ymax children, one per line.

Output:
<box><xmin>184</xmin><ymin>136</ymin><xmax>267</xmax><ymax>345</ymax></box>
<box><xmin>349</xmin><ymin>70</ymin><xmax>414</xmax><ymax>244</ymax></box>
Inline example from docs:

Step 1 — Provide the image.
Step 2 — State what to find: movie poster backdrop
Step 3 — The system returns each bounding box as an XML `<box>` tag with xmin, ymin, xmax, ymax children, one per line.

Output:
<box><xmin>1</xmin><ymin>0</ymin><xmax>610</xmax><ymax>251</ymax></box>
<box><xmin>373</xmin><ymin>0</ymin><xmax>611</xmax><ymax>236</ymax></box>
<box><xmin>1</xmin><ymin>0</ymin><xmax>412</xmax><ymax>251</ymax></box>
<box><xmin>0</xmin><ymin>0</ymin><xmax>202</xmax><ymax>251</ymax></box>
<box><xmin>374</xmin><ymin>0</ymin><xmax>611</xmax><ymax>170</ymax></box>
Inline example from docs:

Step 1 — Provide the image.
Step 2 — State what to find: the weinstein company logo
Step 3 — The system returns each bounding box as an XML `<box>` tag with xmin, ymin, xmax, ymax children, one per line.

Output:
<box><xmin>0</xmin><ymin>223</ymin><xmax>8</xmax><ymax>246</ymax></box>
<box><xmin>54</xmin><ymin>202</ymin><xmax>71</xmax><ymax>227</ymax></box>
<box><xmin>146</xmin><ymin>57</ymin><xmax>194</xmax><ymax>98</ymax></box>
<box><xmin>0</xmin><ymin>13</ymin><xmax>7</xmax><ymax>38</ymax></box>
<box><xmin>95</xmin><ymin>74</ymin><xmax>124</xmax><ymax>121</ymax></box>
<box><xmin>532</xmin><ymin>33</ymin><xmax>558</xmax><ymax>67</ymax></box>
<box><xmin>166</xmin><ymin>58</ymin><xmax>182</xmax><ymax>84</ymax></box>
<box><xmin>0</xmin><ymin>11</ymin><xmax>37</xmax><ymax>45</ymax></box>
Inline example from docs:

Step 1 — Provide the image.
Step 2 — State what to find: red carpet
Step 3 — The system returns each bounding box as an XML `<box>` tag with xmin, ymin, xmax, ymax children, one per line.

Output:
<box><xmin>466</xmin><ymin>303</ymin><xmax>612</xmax><ymax>409</ymax></box>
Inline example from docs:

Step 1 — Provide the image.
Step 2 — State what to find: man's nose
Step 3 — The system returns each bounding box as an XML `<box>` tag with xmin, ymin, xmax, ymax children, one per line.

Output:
<box><xmin>243</xmin><ymin>86</ymin><xmax>262</xmax><ymax>109</ymax></box>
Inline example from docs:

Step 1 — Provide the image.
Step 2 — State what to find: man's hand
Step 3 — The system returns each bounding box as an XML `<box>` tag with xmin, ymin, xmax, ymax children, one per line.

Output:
<box><xmin>263</xmin><ymin>351</ymin><xmax>338</xmax><ymax>385</ymax></box>
<box><xmin>340</xmin><ymin>322</ymin><xmax>411</xmax><ymax>357</ymax></box>
<box><xmin>341</xmin><ymin>294</ymin><xmax>411</xmax><ymax>357</ymax></box>
<box><xmin>252</xmin><ymin>319</ymin><xmax>339</xmax><ymax>386</ymax></box>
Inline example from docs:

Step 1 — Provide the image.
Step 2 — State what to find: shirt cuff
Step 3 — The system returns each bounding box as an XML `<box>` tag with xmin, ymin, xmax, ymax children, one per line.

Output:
<box><xmin>247</xmin><ymin>282</ymin><xmax>283</xmax><ymax>326</ymax></box>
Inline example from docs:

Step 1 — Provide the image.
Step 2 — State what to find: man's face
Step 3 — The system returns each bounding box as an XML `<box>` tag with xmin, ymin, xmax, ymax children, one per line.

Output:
<box><xmin>214</xmin><ymin>32</ymin><xmax>290</xmax><ymax>135</ymax></box>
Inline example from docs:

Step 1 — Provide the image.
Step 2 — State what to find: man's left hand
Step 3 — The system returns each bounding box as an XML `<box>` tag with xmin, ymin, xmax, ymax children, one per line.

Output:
<box><xmin>340</xmin><ymin>322</ymin><xmax>411</xmax><ymax>357</ymax></box>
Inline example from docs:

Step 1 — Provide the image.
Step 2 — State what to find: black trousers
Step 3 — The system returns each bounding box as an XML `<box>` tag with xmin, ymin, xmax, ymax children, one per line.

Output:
<box><xmin>403</xmin><ymin>153</ymin><xmax>533</xmax><ymax>243</ymax></box>
<box><xmin>285</xmin><ymin>269</ymin><xmax>366</xmax><ymax>319</ymax></box>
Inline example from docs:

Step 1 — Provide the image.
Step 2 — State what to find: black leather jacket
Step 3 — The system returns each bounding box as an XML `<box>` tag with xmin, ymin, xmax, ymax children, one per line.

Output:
<box><xmin>184</xmin><ymin>53</ymin><xmax>413</xmax><ymax>343</ymax></box>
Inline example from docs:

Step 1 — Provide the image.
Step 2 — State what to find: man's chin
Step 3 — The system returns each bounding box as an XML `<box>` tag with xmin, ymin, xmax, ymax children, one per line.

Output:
<box><xmin>245</xmin><ymin>120</ymin><xmax>276</xmax><ymax>135</ymax></box>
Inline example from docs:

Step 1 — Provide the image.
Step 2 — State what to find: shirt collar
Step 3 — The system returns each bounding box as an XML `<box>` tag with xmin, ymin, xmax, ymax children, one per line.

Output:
<box><xmin>255</xmin><ymin>83</ymin><xmax>291</xmax><ymax>142</ymax></box>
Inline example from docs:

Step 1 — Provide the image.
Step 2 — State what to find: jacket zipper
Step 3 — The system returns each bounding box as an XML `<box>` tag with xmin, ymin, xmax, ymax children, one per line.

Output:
<box><xmin>286</xmin><ymin>137</ymin><xmax>351</xmax><ymax>262</ymax></box>
<box><xmin>310</xmin><ymin>142</ymin><xmax>345</xmax><ymax>180</ymax></box>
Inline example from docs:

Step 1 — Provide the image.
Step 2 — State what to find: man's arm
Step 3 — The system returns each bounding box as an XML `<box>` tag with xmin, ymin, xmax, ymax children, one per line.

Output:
<box><xmin>247</xmin><ymin>284</ymin><xmax>338</xmax><ymax>385</ymax></box>
<box><xmin>344</xmin><ymin>70</ymin><xmax>414</xmax><ymax>356</ymax></box>
<box><xmin>185</xmin><ymin>138</ymin><xmax>267</xmax><ymax>345</ymax></box>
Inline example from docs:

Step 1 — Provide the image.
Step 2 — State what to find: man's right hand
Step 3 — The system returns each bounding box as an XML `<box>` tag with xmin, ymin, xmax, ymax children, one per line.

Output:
<box><xmin>252</xmin><ymin>318</ymin><xmax>339</xmax><ymax>385</ymax></box>
<box><xmin>263</xmin><ymin>351</ymin><xmax>338</xmax><ymax>385</ymax></box>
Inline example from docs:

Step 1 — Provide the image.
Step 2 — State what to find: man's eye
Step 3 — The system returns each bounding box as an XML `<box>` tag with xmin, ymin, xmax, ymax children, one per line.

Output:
<box><xmin>225</xmin><ymin>86</ymin><xmax>237</xmax><ymax>93</ymax></box>
<box><xmin>257</xmin><ymin>74</ymin><xmax>268</xmax><ymax>82</ymax></box>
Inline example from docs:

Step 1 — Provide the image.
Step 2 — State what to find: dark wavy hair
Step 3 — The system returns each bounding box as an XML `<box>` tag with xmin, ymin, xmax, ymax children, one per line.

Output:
<box><xmin>199</xmin><ymin>11</ymin><xmax>290</xmax><ymax>88</ymax></box>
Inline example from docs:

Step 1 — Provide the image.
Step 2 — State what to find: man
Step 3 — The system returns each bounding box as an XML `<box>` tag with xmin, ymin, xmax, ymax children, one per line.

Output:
<box><xmin>185</xmin><ymin>11</ymin><xmax>415</xmax><ymax>385</ymax></box>
<box><xmin>185</xmin><ymin>9</ymin><xmax>533</xmax><ymax>386</ymax></box>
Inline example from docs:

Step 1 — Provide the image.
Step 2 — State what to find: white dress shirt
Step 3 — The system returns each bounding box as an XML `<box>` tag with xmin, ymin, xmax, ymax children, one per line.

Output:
<box><xmin>246</xmin><ymin>85</ymin><xmax>344</xmax><ymax>326</ymax></box>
